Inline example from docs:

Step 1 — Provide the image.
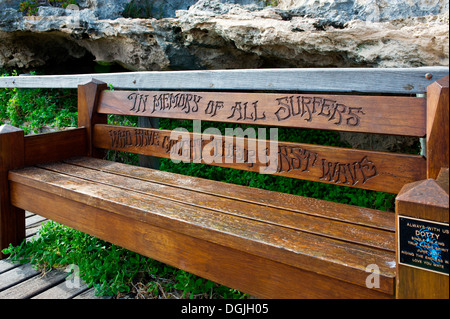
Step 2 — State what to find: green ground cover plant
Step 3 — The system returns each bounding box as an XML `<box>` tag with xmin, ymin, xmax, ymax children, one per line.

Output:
<box><xmin>1</xmin><ymin>71</ymin><xmax>397</xmax><ymax>298</ymax></box>
<box><xmin>19</xmin><ymin>0</ymin><xmax>78</xmax><ymax>16</ymax></box>
<box><xmin>3</xmin><ymin>221</ymin><xmax>246</xmax><ymax>298</ymax></box>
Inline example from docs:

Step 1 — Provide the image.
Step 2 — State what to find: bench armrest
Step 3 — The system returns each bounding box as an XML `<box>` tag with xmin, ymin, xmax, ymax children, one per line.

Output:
<box><xmin>23</xmin><ymin>127</ymin><xmax>88</xmax><ymax>166</ymax></box>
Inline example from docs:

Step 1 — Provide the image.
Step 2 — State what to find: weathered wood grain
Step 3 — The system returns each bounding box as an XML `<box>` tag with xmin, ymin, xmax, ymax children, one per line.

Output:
<box><xmin>0</xmin><ymin>259</ymin><xmax>21</xmax><ymax>275</ymax></box>
<box><xmin>9</xmin><ymin>180</ymin><xmax>394</xmax><ymax>298</ymax></box>
<box><xmin>66</xmin><ymin>156</ymin><xmax>395</xmax><ymax>231</ymax></box>
<box><xmin>0</xmin><ymin>263</ymin><xmax>40</xmax><ymax>292</ymax></box>
<box><xmin>93</xmin><ymin>124</ymin><xmax>426</xmax><ymax>193</ymax></box>
<box><xmin>26</xmin><ymin>222</ymin><xmax>45</xmax><ymax>241</ymax></box>
<box><xmin>73</xmin><ymin>288</ymin><xmax>106</xmax><ymax>299</ymax></box>
<box><xmin>4</xmin><ymin>68</ymin><xmax>447</xmax><ymax>299</ymax></box>
<box><xmin>137</xmin><ymin>116</ymin><xmax>160</xmax><ymax>170</ymax></box>
<box><xmin>31</xmin><ymin>279</ymin><xmax>90</xmax><ymax>299</ymax></box>
<box><xmin>78</xmin><ymin>80</ymin><xmax>107</xmax><ymax>158</ymax></box>
<box><xmin>25</xmin><ymin>214</ymin><xmax>47</xmax><ymax>227</ymax></box>
<box><xmin>0</xmin><ymin>67</ymin><xmax>447</xmax><ymax>94</ymax></box>
<box><xmin>0</xmin><ymin>213</ymin><xmax>99</xmax><ymax>300</ymax></box>
<box><xmin>426</xmin><ymin>75</ymin><xmax>449</xmax><ymax>179</ymax></box>
<box><xmin>0</xmin><ymin>269</ymin><xmax>67</xmax><ymax>299</ymax></box>
<box><xmin>0</xmin><ymin>125</ymin><xmax>25</xmax><ymax>259</ymax></box>
<box><xmin>436</xmin><ymin>168</ymin><xmax>449</xmax><ymax>194</ymax></box>
<box><xmin>24</xmin><ymin>128</ymin><xmax>87</xmax><ymax>166</ymax></box>
<box><xmin>395</xmin><ymin>174</ymin><xmax>449</xmax><ymax>299</ymax></box>
<box><xmin>98</xmin><ymin>90</ymin><xmax>426</xmax><ymax>136</ymax></box>
<box><xmin>9</xmin><ymin>166</ymin><xmax>396</xmax><ymax>295</ymax></box>
<box><xmin>24</xmin><ymin>212</ymin><xmax>48</xmax><ymax>241</ymax></box>
<box><xmin>39</xmin><ymin>161</ymin><xmax>395</xmax><ymax>251</ymax></box>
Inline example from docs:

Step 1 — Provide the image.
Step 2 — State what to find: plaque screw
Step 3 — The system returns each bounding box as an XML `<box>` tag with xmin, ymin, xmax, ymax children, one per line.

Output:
<box><xmin>425</xmin><ymin>73</ymin><xmax>433</xmax><ymax>80</ymax></box>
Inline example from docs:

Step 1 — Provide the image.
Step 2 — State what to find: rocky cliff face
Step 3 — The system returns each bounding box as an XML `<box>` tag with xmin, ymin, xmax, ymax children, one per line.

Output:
<box><xmin>0</xmin><ymin>0</ymin><xmax>448</xmax><ymax>72</ymax></box>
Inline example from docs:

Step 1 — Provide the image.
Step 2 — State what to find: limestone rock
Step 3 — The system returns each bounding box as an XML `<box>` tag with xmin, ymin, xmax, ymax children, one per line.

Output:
<box><xmin>276</xmin><ymin>0</ymin><xmax>449</xmax><ymax>23</ymax></box>
<box><xmin>76</xmin><ymin>0</ymin><xmax>130</xmax><ymax>19</ymax></box>
<box><xmin>0</xmin><ymin>0</ymin><xmax>448</xmax><ymax>71</ymax></box>
<box><xmin>0</xmin><ymin>0</ymin><xmax>447</xmax><ymax>152</ymax></box>
<box><xmin>0</xmin><ymin>0</ymin><xmax>21</xmax><ymax>11</ymax></box>
<box><xmin>177</xmin><ymin>3</ymin><xmax>449</xmax><ymax>68</ymax></box>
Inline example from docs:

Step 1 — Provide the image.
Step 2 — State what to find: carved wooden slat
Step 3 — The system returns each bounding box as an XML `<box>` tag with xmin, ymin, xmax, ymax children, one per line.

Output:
<box><xmin>93</xmin><ymin>124</ymin><xmax>426</xmax><ymax>193</ymax></box>
<box><xmin>23</xmin><ymin>128</ymin><xmax>87</xmax><ymax>166</ymax></box>
<box><xmin>98</xmin><ymin>90</ymin><xmax>426</xmax><ymax>136</ymax></box>
<box><xmin>137</xmin><ymin>117</ymin><xmax>160</xmax><ymax>169</ymax></box>
<box><xmin>0</xmin><ymin>125</ymin><xmax>25</xmax><ymax>259</ymax></box>
<box><xmin>426</xmin><ymin>75</ymin><xmax>449</xmax><ymax>179</ymax></box>
<box><xmin>9</xmin><ymin>165</ymin><xmax>396</xmax><ymax>296</ymax></box>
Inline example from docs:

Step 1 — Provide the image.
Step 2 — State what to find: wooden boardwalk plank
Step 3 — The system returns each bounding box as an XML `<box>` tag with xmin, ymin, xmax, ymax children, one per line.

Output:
<box><xmin>0</xmin><ymin>212</ymin><xmax>105</xmax><ymax>299</ymax></box>
<box><xmin>25</xmin><ymin>213</ymin><xmax>49</xmax><ymax>241</ymax></box>
<box><xmin>25</xmin><ymin>214</ymin><xmax>47</xmax><ymax>227</ymax></box>
<box><xmin>31</xmin><ymin>280</ymin><xmax>90</xmax><ymax>299</ymax></box>
<box><xmin>74</xmin><ymin>288</ymin><xmax>110</xmax><ymax>299</ymax></box>
<box><xmin>0</xmin><ymin>259</ymin><xmax>21</xmax><ymax>275</ymax></box>
<box><xmin>26</xmin><ymin>222</ymin><xmax>45</xmax><ymax>240</ymax></box>
<box><xmin>0</xmin><ymin>269</ymin><xmax>66</xmax><ymax>299</ymax></box>
<box><xmin>0</xmin><ymin>263</ymin><xmax>40</xmax><ymax>292</ymax></box>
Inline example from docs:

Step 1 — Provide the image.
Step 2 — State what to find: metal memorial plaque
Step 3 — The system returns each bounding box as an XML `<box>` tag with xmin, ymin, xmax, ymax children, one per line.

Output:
<box><xmin>398</xmin><ymin>216</ymin><xmax>449</xmax><ymax>275</ymax></box>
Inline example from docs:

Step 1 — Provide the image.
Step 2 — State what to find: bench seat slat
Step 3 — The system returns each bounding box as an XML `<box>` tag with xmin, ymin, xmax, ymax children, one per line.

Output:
<box><xmin>65</xmin><ymin>157</ymin><xmax>395</xmax><ymax>232</ymax></box>
<box><xmin>8</xmin><ymin>182</ymin><xmax>392</xmax><ymax>299</ymax></box>
<box><xmin>37</xmin><ymin>160</ymin><xmax>395</xmax><ymax>252</ymax></box>
<box><xmin>9</xmin><ymin>160</ymin><xmax>395</xmax><ymax>295</ymax></box>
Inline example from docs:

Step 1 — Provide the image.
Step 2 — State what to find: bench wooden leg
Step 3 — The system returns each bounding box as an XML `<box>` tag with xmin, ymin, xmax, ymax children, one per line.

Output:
<box><xmin>0</xmin><ymin>125</ymin><xmax>25</xmax><ymax>259</ymax></box>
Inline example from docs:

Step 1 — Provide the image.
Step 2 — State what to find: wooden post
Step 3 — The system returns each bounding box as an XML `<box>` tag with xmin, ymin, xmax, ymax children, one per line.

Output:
<box><xmin>426</xmin><ymin>75</ymin><xmax>449</xmax><ymax>179</ymax></box>
<box><xmin>395</xmin><ymin>75</ymin><xmax>449</xmax><ymax>299</ymax></box>
<box><xmin>78</xmin><ymin>79</ymin><xmax>108</xmax><ymax>158</ymax></box>
<box><xmin>0</xmin><ymin>125</ymin><xmax>25</xmax><ymax>259</ymax></box>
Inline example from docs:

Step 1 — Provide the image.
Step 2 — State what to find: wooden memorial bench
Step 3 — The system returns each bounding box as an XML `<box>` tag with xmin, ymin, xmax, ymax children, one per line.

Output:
<box><xmin>0</xmin><ymin>69</ymin><xmax>448</xmax><ymax>299</ymax></box>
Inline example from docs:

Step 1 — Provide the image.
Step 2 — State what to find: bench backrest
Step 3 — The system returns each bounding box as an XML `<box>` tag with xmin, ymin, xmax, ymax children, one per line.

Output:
<box><xmin>77</xmin><ymin>71</ymin><xmax>449</xmax><ymax>196</ymax></box>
